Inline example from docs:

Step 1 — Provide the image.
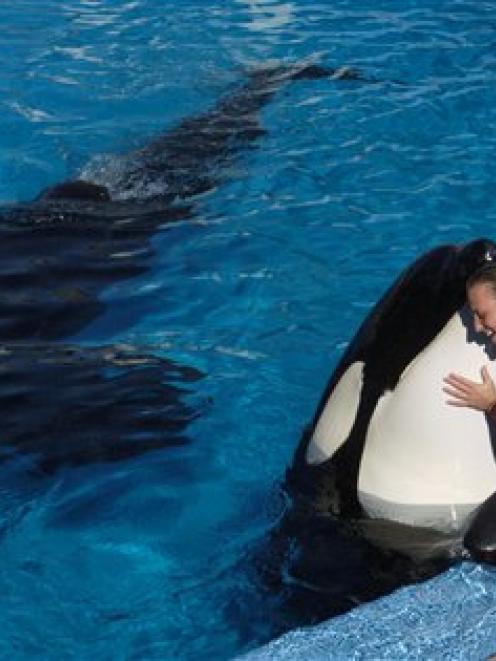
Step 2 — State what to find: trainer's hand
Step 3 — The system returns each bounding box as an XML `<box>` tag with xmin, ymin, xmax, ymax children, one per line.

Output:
<box><xmin>443</xmin><ymin>366</ymin><xmax>496</xmax><ymax>412</ymax></box>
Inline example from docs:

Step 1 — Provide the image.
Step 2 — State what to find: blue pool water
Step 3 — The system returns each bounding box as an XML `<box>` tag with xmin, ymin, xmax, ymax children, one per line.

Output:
<box><xmin>2</xmin><ymin>0</ymin><xmax>496</xmax><ymax>658</ymax></box>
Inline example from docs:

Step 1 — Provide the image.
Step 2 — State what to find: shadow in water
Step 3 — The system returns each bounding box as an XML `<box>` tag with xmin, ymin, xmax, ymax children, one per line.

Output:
<box><xmin>0</xmin><ymin>204</ymin><xmax>191</xmax><ymax>341</ymax></box>
<box><xmin>0</xmin><ymin>343</ymin><xmax>202</xmax><ymax>473</ymax></box>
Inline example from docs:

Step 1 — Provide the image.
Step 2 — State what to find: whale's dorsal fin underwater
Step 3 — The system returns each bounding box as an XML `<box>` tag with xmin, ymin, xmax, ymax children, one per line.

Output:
<box><xmin>287</xmin><ymin>238</ymin><xmax>496</xmax><ymax>565</ymax></box>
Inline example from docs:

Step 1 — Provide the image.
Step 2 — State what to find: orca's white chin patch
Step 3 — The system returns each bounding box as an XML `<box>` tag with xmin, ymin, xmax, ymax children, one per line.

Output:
<box><xmin>358</xmin><ymin>311</ymin><xmax>496</xmax><ymax>531</ymax></box>
<box><xmin>306</xmin><ymin>361</ymin><xmax>364</xmax><ymax>465</ymax></box>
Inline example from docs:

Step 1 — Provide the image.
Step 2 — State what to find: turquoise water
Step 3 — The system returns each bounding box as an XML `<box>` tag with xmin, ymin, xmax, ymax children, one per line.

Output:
<box><xmin>1</xmin><ymin>0</ymin><xmax>496</xmax><ymax>658</ymax></box>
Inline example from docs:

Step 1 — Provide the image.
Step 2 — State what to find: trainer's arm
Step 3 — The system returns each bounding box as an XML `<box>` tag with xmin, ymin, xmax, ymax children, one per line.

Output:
<box><xmin>443</xmin><ymin>366</ymin><xmax>496</xmax><ymax>415</ymax></box>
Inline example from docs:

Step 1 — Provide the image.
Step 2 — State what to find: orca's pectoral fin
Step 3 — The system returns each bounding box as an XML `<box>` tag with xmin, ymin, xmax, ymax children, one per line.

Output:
<box><xmin>464</xmin><ymin>490</ymin><xmax>496</xmax><ymax>564</ymax></box>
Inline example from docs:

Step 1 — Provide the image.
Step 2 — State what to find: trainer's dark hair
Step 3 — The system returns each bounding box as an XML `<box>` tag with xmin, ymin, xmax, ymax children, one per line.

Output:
<box><xmin>467</xmin><ymin>263</ymin><xmax>496</xmax><ymax>293</ymax></box>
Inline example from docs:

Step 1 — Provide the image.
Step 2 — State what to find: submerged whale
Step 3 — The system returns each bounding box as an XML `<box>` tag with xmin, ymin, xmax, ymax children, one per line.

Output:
<box><xmin>37</xmin><ymin>64</ymin><xmax>366</xmax><ymax>205</ymax></box>
<box><xmin>0</xmin><ymin>343</ymin><xmax>202</xmax><ymax>473</ymax></box>
<box><xmin>287</xmin><ymin>238</ymin><xmax>496</xmax><ymax>564</ymax></box>
<box><xmin>0</xmin><ymin>62</ymin><xmax>366</xmax><ymax>470</ymax></box>
<box><xmin>2</xmin><ymin>63</ymin><xmax>365</xmax><ymax>342</ymax></box>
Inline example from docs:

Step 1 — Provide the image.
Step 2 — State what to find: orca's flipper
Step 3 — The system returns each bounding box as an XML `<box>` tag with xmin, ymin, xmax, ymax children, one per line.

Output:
<box><xmin>38</xmin><ymin>179</ymin><xmax>111</xmax><ymax>202</ymax></box>
<box><xmin>464</xmin><ymin>490</ymin><xmax>496</xmax><ymax>563</ymax></box>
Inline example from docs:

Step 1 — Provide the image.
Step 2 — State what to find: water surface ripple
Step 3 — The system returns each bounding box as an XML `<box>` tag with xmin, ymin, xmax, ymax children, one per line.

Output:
<box><xmin>0</xmin><ymin>1</ymin><xmax>496</xmax><ymax>659</ymax></box>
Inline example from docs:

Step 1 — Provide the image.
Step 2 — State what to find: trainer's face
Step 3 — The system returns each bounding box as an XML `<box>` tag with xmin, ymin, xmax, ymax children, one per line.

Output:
<box><xmin>467</xmin><ymin>281</ymin><xmax>496</xmax><ymax>342</ymax></box>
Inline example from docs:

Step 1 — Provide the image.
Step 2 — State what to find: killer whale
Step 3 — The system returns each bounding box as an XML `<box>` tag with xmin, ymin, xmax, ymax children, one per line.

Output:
<box><xmin>33</xmin><ymin>64</ymin><xmax>366</xmax><ymax>208</ymax></box>
<box><xmin>0</xmin><ymin>62</ymin><xmax>367</xmax><ymax>470</ymax></box>
<box><xmin>287</xmin><ymin>238</ymin><xmax>496</xmax><ymax>564</ymax></box>
<box><xmin>1</xmin><ymin>62</ymin><xmax>366</xmax><ymax>342</ymax></box>
<box><xmin>246</xmin><ymin>239</ymin><xmax>496</xmax><ymax>636</ymax></box>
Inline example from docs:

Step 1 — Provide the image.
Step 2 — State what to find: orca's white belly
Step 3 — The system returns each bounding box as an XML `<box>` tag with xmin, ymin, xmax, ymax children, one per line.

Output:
<box><xmin>358</xmin><ymin>311</ymin><xmax>496</xmax><ymax>531</ymax></box>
